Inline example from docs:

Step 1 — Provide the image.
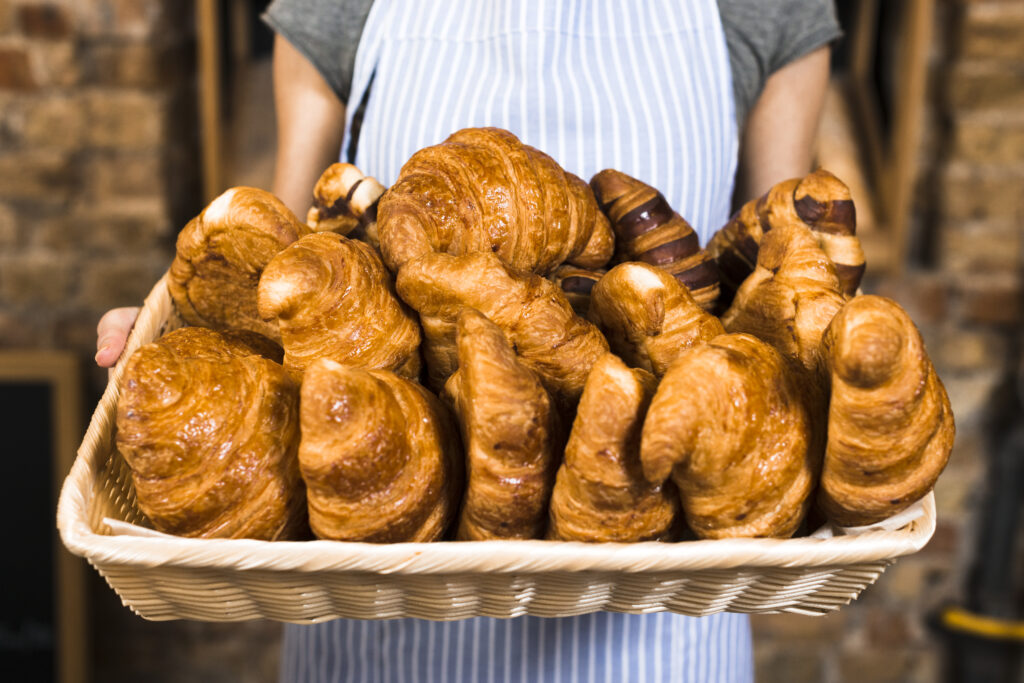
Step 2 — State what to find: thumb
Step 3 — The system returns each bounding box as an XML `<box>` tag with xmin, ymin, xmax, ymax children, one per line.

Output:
<box><xmin>95</xmin><ymin>307</ymin><xmax>141</xmax><ymax>368</ymax></box>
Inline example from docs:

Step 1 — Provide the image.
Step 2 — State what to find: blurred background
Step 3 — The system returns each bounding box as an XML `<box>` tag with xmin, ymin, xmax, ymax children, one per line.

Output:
<box><xmin>0</xmin><ymin>0</ymin><xmax>1020</xmax><ymax>681</ymax></box>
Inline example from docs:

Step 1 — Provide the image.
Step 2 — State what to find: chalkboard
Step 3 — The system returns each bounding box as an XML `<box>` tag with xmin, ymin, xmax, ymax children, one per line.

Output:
<box><xmin>0</xmin><ymin>381</ymin><xmax>56</xmax><ymax>680</ymax></box>
<box><xmin>0</xmin><ymin>352</ymin><xmax>87</xmax><ymax>683</ymax></box>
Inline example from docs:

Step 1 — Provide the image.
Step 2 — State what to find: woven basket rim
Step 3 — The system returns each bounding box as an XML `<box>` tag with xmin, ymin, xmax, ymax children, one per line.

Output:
<box><xmin>56</xmin><ymin>274</ymin><xmax>938</xmax><ymax>577</ymax></box>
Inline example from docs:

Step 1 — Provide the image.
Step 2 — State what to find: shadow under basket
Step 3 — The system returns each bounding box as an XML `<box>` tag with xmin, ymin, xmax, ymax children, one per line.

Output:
<box><xmin>57</xmin><ymin>275</ymin><xmax>937</xmax><ymax>623</ymax></box>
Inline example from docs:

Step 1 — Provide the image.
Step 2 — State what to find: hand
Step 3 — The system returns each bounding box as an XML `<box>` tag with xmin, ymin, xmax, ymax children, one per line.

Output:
<box><xmin>95</xmin><ymin>307</ymin><xmax>140</xmax><ymax>367</ymax></box>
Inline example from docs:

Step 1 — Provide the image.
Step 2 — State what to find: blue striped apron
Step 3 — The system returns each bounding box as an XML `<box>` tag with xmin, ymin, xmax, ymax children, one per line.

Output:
<box><xmin>283</xmin><ymin>1</ymin><xmax>750</xmax><ymax>681</ymax></box>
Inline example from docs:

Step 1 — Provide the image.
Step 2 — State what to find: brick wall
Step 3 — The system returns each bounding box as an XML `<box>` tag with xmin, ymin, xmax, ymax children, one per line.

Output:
<box><xmin>0</xmin><ymin>2</ymin><xmax>285</xmax><ymax>681</ymax></box>
<box><xmin>0</xmin><ymin>0</ymin><xmax>199</xmax><ymax>385</ymax></box>
<box><xmin>753</xmin><ymin>1</ymin><xmax>1024</xmax><ymax>680</ymax></box>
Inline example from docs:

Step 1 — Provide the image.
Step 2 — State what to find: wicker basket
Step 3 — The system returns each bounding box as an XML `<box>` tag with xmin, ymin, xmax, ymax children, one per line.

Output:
<box><xmin>57</xmin><ymin>275</ymin><xmax>937</xmax><ymax>622</ymax></box>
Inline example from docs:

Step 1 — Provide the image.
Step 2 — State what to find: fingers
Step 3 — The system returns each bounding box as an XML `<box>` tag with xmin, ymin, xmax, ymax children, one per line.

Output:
<box><xmin>95</xmin><ymin>307</ymin><xmax>141</xmax><ymax>367</ymax></box>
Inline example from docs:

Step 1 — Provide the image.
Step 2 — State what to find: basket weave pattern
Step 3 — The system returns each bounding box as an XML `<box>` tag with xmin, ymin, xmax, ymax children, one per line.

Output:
<box><xmin>56</xmin><ymin>276</ymin><xmax>936</xmax><ymax>622</ymax></box>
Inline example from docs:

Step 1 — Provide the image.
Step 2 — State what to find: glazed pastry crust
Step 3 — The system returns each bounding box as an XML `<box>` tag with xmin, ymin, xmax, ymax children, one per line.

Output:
<box><xmin>378</xmin><ymin>127</ymin><xmax>614</xmax><ymax>275</ymax></box>
<box><xmin>444</xmin><ymin>310</ymin><xmax>559</xmax><ymax>540</ymax></box>
<box><xmin>819</xmin><ymin>295</ymin><xmax>955</xmax><ymax>526</ymax></box>
<box><xmin>708</xmin><ymin>169</ymin><xmax>864</xmax><ymax>305</ymax></box>
<box><xmin>299</xmin><ymin>360</ymin><xmax>462</xmax><ymax>542</ymax></box>
<box><xmin>153</xmin><ymin>326</ymin><xmax>283</xmax><ymax>363</ymax></box>
<box><xmin>640</xmin><ymin>334</ymin><xmax>817</xmax><ymax>539</ymax></box>
<box><xmin>396</xmin><ymin>250</ymin><xmax>610</xmax><ymax>403</ymax></box>
<box><xmin>115</xmin><ymin>329</ymin><xmax>305</xmax><ymax>540</ymax></box>
<box><xmin>306</xmin><ymin>162</ymin><xmax>386</xmax><ymax>246</ymax></box>
<box><xmin>721</xmin><ymin>222</ymin><xmax>847</xmax><ymax>374</ymax></box>
<box><xmin>590</xmin><ymin>169</ymin><xmax>720</xmax><ymax>311</ymax></box>
<box><xmin>548</xmin><ymin>353</ymin><xmax>678</xmax><ymax>542</ymax></box>
<box><xmin>589</xmin><ymin>262</ymin><xmax>725</xmax><ymax>377</ymax></box>
<box><xmin>168</xmin><ymin>187</ymin><xmax>310</xmax><ymax>341</ymax></box>
<box><xmin>257</xmin><ymin>232</ymin><xmax>421</xmax><ymax>379</ymax></box>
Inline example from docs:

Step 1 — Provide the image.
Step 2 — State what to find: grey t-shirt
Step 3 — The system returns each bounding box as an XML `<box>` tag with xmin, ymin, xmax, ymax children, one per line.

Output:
<box><xmin>263</xmin><ymin>0</ymin><xmax>841</xmax><ymax>130</ymax></box>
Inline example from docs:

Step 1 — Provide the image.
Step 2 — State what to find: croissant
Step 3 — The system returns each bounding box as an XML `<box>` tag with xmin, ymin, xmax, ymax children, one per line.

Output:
<box><xmin>708</xmin><ymin>169</ymin><xmax>864</xmax><ymax>306</ymax></box>
<box><xmin>590</xmin><ymin>169</ymin><xmax>720</xmax><ymax>311</ymax></box>
<box><xmin>298</xmin><ymin>359</ymin><xmax>462</xmax><ymax>542</ymax></box>
<box><xmin>443</xmin><ymin>310</ymin><xmax>559</xmax><ymax>540</ymax></box>
<box><xmin>819</xmin><ymin>295</ymin><xmax>955</xmax><ymax>526</ymax></box>
<box><xmin>550</xmin><ymin>265</ymin><xmax>605</xmax><ymax>318</ymax></box>
<box><xmin>640</xmin><ymin>333</ymin><xmax>818</xmax><ymax>539</ymax></box>
<box><xmin>153</xmin><ymin>325</ymin><xmax>283</xmax><ymax>363</ymax></box>
<box><xmin>306</xmin><ymin>162</ymin><xmax>386</xmax><ymax>247</ymax></box>
<box><xmin>721</xmin><ymin>222</ymin><xmax>847</xmax><ymax>374</ymax></box>
<box><xmin>377</xmin><ymin>127</ymin><xmax>614</xmax><ymax>275</ymax></box>
<box><xmin>257</xmin><ymin>232</ymin><xmax>421</xmax><ymax>379</ymax></box>
<box><xmin>168</xmin><ymin>186</ymin><xmax>310</xmax><ymax>341</ymax></box>
<box><xmin>115</xmin><ymin>328</ymin><xmax>305</xmax><ymax>540</ymax></box>
<box><xmin>589</xmin><ymin>262</ymin><xmax>725</xmax><ymax>377</ymax></box>
<box><xmin>548</xmin><ymin>353</ymin><xmax>678</xmax><ymax>542</ymax></box>
<box><xmin>396</xmin><ymin>250</ymin><xmax>610</xmax><ymax>403</ymax></box>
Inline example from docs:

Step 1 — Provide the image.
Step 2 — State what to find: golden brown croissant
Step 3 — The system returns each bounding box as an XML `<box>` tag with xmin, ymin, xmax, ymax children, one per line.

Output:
<box><xmin>819</xmin><ymin>295</ymin><xmax>955</xmax><ymax>526</ymax></box>
<box><xmin>377</xmin><ymin>127</ymin><xmax>614</xmax><ymax>275</ymax></box>
<box><xmin>298</xmin><ymin>359</ymin><xmax>462</xmax><ymax>542</ymax></box>
<box><xmin>590</xmin><ymin>169</ymin><xmax>720</xmax><ymax>311</ymax></box>
<box><xmin>549</xmin><ymin>265</ymin><xmax>605</xmax><ymax>318</ymax></box>
<box><xmin>640</xmin><ymin>333</ymin><xmax>818</xmax><ymax>539</ymax></box>
<box><xmin>257</xmin><ymin>232</ymin><xmax>421</xmax><ymax>379</ymax></box>
<box><xmin>548</xmin><ymin>353</ymin><xmax>679</xmax><ymax>542</ymax></box>
<box><xmin>154</xmin><ymin>326</ymin><xmax>283</xmax><ymax>363</ymax></box>
<box><xmin>306</xmin><ymin>162</ymin><xmax>386</xmax><ymax>247</ymax></box>
<box><xmin>721</xmin><ymin>222</ymin><xmax>847</xmax><ymax>374</ymax></box>
<box><xmin>168</xmin><ymin>187</ymin><xmax>310</xmax><ymax>341</ymax></box>
<box><xmin>589</xmin><ymin>262</ymin><xmax>725</xmax><ymax>377</ymax></box>
<box><xmin>443</xmin><ymin>310</ymin><xmax>559</xmax><ymax>540</ymax></box>
<box><xmin>115</xmin><ymin>328</ymin><xmax>306</xmax><ymax>540</ymax></box>
<box><xmin>708</xmin><ymin>169</ymin><xmax>864</xmax><ymax>306</ymax></box>
<box><xmin>395</xmin><ymin>250</ymin><xmax>610</xmax><ymax>403</ymax></box>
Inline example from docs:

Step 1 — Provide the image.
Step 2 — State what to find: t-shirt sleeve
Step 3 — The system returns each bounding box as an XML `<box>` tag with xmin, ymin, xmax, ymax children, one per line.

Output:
<box><xmin>262</xmin><ymin>0</ymin><xmax>374</xmax><ymax>104</ymax></box>
<box><xmin>719</xmin><ymin>0</ymin><xmax>843</xmax><ymax>128</ymax></box>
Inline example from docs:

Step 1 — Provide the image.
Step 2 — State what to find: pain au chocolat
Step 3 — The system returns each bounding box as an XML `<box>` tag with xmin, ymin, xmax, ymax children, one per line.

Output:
<box><xmin>590</xmin><ymin>168</ymin><xmax>720</xmax><ymax>311</ymax></box>
<box><xmin>708</xmin><ymin>169</ymin><xmax>865</xmax><ymax>307</ymax></box>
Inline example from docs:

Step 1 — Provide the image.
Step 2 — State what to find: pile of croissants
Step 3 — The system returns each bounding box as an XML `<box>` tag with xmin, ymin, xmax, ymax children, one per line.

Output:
<box><xmin>114</xmin><ymin>127</ymin><xmax>954</xmax><ymax>544</ymax></box>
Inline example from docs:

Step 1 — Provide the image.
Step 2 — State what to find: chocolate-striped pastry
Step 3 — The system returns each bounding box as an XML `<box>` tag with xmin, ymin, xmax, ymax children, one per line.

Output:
<box><xmin>793</xmin><ymin>170</ymin><xmax>864</xmax><ymax>296</ymax></box>
<box><xmin>590</xmin><ymin>169</ymin><xmax>719</xmax><ymax>311</ymax></box>
<box><xmin>306</xmin><ymin>162</ymin><xmax>386</xmax><ymax>247</ymax></box>
<box><xmin>708</xmin><ymin>169</ymin><xmax>865</xmax><ymax>308</ymax></box>
<box><xmin>550</xmin><ymin>265</ymin><xmax>605</xmax><ymax>318</ymax></box>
